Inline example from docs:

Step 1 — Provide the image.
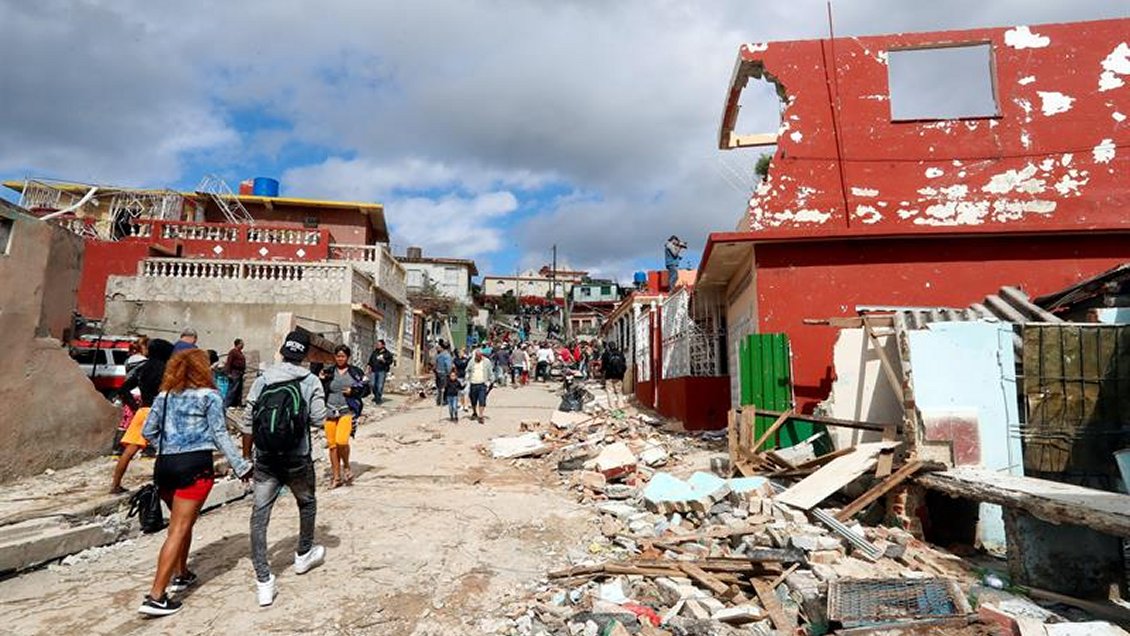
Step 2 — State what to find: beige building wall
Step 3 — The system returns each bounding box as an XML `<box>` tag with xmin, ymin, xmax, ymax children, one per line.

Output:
<box><xmin>724</xmin><ymin>250</ymin><xmax>757</xmax><ymax>409</ymax></box>
<box><xmin>0</xmin><ymin>204</ymin><xmax>117</xmax><ymax>482</ymax></box>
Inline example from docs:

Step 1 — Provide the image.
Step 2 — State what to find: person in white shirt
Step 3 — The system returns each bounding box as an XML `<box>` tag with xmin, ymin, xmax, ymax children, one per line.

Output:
<box><xmin>535</xmin><ymin>343</ymin><xmax>554</xmax><ymax>382</ymax></box>
<box><xmin>467</xmin><ymin>349</ymin><xmax>493</xmax><ymax>422</ymax></box>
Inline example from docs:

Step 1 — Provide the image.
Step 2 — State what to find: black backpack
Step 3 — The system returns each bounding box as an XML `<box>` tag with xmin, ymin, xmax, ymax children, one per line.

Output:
<box><xmin>606</xmin><ymin>351</ymin><xmax>626</xmax><ymax>376</ymax></box>
<box><xmin>252</xmin><ymin>377</ymin><xmax>309</xmax><ymax>455</ymax></box>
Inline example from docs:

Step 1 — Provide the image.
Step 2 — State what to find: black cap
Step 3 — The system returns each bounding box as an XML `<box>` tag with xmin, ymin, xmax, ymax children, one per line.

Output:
<box><xmin>280</xmin><ymin>330</ymin><xmax>310</xmax><ymax>361</ymax></box>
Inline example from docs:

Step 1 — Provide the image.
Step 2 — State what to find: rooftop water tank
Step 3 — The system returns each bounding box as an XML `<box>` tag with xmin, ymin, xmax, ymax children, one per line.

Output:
<box><xmin>252</xmin><ymin>177</ymin><xmax>280</xmax><ymax>197</ymax></box>
<box><xmin>633</xmin><ymin>271</ymin><xmax>647</xmax><ymax>286</ymax></box>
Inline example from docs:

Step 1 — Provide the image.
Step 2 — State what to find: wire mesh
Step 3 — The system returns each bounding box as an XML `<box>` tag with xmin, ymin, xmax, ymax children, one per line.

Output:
<box><xmin>827</xmin><ymin>578</ymin><xmax>962</xmax><ymax>625</ymax></box>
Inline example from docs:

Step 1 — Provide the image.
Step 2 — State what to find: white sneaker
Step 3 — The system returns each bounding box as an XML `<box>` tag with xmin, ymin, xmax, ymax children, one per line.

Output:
<box><xmin>294</xmin><ymin>545</ymin><xmax>325</xmax><ymax>575</ymax></box>
<box><xmin>256</xmin><ymin>574</ymin><xmax>277</xmax><ymax>607</ymax></box>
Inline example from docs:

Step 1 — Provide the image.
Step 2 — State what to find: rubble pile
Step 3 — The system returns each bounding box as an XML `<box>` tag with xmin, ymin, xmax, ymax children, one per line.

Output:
<box><xmin>482</xmin><ymin>405</ymin><xmax>1129</xmax><ymax>636</ymax></box>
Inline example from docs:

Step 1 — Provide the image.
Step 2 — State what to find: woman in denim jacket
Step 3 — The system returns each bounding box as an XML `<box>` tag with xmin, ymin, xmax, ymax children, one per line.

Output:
<box><xmin>138</xmin><ymin>349</ymin><xmax>253</xmax><ymax>617</ymax></box>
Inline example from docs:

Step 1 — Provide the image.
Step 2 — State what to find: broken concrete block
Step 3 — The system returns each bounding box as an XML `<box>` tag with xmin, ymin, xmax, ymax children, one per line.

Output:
<box><xmin>711</xmin><ymin>605</ymin><xmax>763</xmax><ymax>625</ymax></box>
<box><xmin>595</xmin><ymin>442</ymin><xmax>638</xmax><ymax>480</ymax></box>
<box><xmin>604</xmin><ymin>485</ymin><xmax>635</xmax><ymax>500</ymax></box>
<box><xmin>552</xmin><ymin>411</ymin><xmax>590</xmax><ymax>429</ymax></box>
<box><xmin>577</xmin><ymin>470</ymin><xmax>607</xmax><ymax>491</ymax></box>
<box><xmin>790</xmin><ymin>535</ymin><xmax>842</xmax><ymax>552</ymax></box>
<box><xmin>638</xmin><ymin>442</ymin><xmax>669</xmax><ymax>467</ymax></box>
<box><xmin>807</xmin><ymin>549</ymin><xmax>843</xmax><ymax>564</ymax></box>
<box><xmin>0</xmin><ymin>518</ymin><xmax>126</xmax><ymax>573</ymax></box>
<box><xmin>728</xmin><ymin>476</ymin><xmax>772</xmax><ymax>505</ymax></box>
<box><xmin>681</xmin><ymin>597</ymin><xmax>724</xmax><ymax>620</ymax></box>
<box><xmin>596</xmin><ymin>502</ymin><xmax>640</xmax><ymax>521</ymax></box>
<box><xmin>490</xmin><ymin>432</ymin><xmax>549</xmax><ymax>459</ymax></box>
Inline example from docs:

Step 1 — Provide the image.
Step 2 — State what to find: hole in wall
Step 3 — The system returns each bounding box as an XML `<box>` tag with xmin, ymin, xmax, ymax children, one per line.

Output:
<box><xmin>887</xmin><ymin>43</ymin><xmax>999</xmax><ymax>121</ymax></box>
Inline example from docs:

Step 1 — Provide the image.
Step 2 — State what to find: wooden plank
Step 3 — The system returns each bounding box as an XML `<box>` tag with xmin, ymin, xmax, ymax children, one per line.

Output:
<box><xmin>917</xmin><ymin>468</ymin><xmax>1130</xmax><ymax>537</ymax></box>
<box><xmin>752</xmin><ymin>578</ymin><xmax>794</xmax><ymax>632</ymax></box>
<box><xmin>775</xmin><ymin>442</ymin><xmax>901</xmax><ymax>510</ymax></box>
<box><xmin>835</xmin><ymin>461</ymin><xmax>927</xmax><ymax>521</ymax></box>
<box><xmin>750</xmin><ymin>408</ymin><xmax>793</xmax><ymax>453</ymax></box>
<box><xmin>769</xmin><ymin>563</ymin><xmax>799</xmax><ymax>589</ymax></box>
<box><xmin>863</xmin><ymin>319</ymin><xmax>905</xmax><ymax>402</ymax></box>
<box><xmin>678</xmin><ymin>562</ymin><xmax>731</xmax><ymax>597</ymax></box>
<box><xmin>753</xmin><ymin>409</ymin><xmax>894</xmax><ymax>433</ymax></box>
<box><xmin>739</xmin><ymin>408</ymin><xmax>757</xmax><ymax>454</ymax></box>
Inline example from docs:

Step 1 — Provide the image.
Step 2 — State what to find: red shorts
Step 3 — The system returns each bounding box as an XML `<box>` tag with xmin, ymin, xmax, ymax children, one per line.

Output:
<box><xmin>160</xmin><ymin>477</ymin><xmax>215</xmax><ymax>504</ymax></box>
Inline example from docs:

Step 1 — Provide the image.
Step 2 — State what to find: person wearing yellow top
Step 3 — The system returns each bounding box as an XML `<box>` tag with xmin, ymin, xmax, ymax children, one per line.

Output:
<box><xmin>466</xmin><ymin>349</ymin><xmax>493</xmax><ymax>423</ymax></box>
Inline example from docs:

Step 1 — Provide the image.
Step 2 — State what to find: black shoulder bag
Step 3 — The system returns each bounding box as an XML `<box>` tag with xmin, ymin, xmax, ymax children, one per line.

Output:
<box><xmin>128</xmin><ymin>395</ymin><xmax>168</xmax><ymax>534</ymax></box>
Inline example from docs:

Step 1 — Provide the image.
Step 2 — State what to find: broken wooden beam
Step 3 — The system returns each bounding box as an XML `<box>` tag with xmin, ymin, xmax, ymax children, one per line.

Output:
<box><xmin>917</xmin><ymin>468</ymin><xmax>1130</xmax><ymax>538</ymax></box>
<box><xmin>835</xmin><ymin>460</ymin><xmax>930</xmax><ymax>522</ymax></box>
<box><xmin>752</xmin><ymin>577</ymin><xmax>795</xmax><ymax>632</ymax></box>
<box><xmin>752</xmin><ymin>408</ymin><xmax>896</xmax><ymax>434</ymax></box>
<box><xmin>750</xmin><ymin>408</ymin><xmax>793</xmax><ymax>454</ymax></box>
<box><xmin>678</xmin><ymin>562</ymin><xmax>731</xmax><ymax>597</ymax></box>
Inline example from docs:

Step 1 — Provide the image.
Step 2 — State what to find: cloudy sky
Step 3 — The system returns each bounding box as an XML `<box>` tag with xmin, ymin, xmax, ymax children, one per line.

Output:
<box><xmin>1</xmin><ymin>1</ymin><xmax>1125</xmax><ymax>280</ymax></box>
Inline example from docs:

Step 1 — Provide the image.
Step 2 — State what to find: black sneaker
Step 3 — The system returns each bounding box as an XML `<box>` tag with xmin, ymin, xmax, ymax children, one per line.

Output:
<box><xmin>138</xmin><ymin>594</ymin><xmax>182</xmax><ymax>616</ymax></box>
<box><xmin>168</xmin><ymin>571</ymin><xmax>198</xmax><ymax>593</ymax></box>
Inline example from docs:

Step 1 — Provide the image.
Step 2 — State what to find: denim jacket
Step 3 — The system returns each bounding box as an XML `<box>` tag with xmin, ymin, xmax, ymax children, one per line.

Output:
<box><xmin>143</xmin><ymin>388</ymin><xmax>252</xmax><ymax>478</ymax></box>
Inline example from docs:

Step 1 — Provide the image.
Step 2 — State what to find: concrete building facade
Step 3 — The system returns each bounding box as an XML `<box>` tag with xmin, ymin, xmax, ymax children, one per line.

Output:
<box><xmin>0</xmin><ymin>199</ymin><xmax>117</xmax><ymax>482</ymax></box>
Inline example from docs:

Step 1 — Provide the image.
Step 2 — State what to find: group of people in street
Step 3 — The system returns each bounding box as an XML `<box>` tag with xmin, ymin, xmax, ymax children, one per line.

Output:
<box><xmin>428</xmin><ymin>336</ymin><xmax>630</xmax><ymax>417</ymax></box>
<box><xmin>100</xmin><ymin>327</ymin><xmax>406</xmax><ymax>617</ymax></box>
<box><xmin>124</xmin><ymin>330</ymin><xmax>333</xmax><ymax>617</ymax></box>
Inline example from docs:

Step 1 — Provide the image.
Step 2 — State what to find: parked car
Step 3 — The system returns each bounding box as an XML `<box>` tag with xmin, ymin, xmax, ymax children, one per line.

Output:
<box><xmin>69</xmin><ymin>335</ymin><xmax>138</xmax><ymax>396</ymax></box>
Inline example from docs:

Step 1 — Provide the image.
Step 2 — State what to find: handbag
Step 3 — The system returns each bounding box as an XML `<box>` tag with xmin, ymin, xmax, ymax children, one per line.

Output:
<box><xmin>127</xmin><ymin>395</ymin><xmax>167</xmax><ymax>533</ymax></box>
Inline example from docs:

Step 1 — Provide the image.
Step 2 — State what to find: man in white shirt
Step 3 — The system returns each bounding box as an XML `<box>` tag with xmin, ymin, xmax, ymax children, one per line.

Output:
<box><xmin>535</xmin><ymin>343</ymin><xmax>554</xmax><ymax>382</ymax></box>
<box><xmin>467</xmin><ymin>349</ymin><xmax>493</xmax><ymax>423</ymax></box>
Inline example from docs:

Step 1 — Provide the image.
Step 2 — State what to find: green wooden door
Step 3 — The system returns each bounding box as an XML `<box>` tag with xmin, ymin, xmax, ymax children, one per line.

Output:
<box><xmin>739</xmin><ymin>333</ymin><xmax>820</xmax><ymax>451</ymax></box>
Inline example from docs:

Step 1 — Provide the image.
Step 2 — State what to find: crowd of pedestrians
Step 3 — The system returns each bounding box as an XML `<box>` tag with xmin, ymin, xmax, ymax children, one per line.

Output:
<box><xmin>107</xmin><ymin>328</ymin><xmax>408</xmax><ymax>617</ymax></box>
<box><xmin>106</xmin><ymin>325</ymin><xmax>630</xmax><ymax>617</ymax></box>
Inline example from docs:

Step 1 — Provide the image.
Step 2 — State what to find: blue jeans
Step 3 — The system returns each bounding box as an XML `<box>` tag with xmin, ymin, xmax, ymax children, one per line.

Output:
<box><xmin>446</xmin><ymin>394</ymin><xmax>458</xmax><ymax>420</ymax></box>
<box><xmin>666</xmin><ymin>263</ymin><xmax>679</xmax><ymax>290</ymax></box>
<box><xmin>371</xmin><ymin>370</ymin><xmax>387</xmax><ymax>404</ymax></box>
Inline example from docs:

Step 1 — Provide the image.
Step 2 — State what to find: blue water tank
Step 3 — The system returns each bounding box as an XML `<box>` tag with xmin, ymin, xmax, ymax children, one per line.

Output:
<box><xmin>252</xmin><ymin>177</ymin><xmax>280</xmax><ymax>197</ymax></box>
<box><xmin>633</xmin><ymin>271</ymin><xmax>647</xmax><ymax>286</ymax></box>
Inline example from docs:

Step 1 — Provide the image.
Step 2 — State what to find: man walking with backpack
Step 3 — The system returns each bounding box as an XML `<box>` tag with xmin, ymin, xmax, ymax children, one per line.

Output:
<box><xmin>241</xmin><ymin>330</ymin><xmax>329</xmax><ymax>607</ymax></box>
<box><xmin>601</xmin><ymin>342</ymin><xmax>628</xmax><ymax>410</ymax></box>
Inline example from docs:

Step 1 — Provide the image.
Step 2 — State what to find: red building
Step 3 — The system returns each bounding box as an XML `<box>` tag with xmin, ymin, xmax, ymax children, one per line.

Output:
<box><xmin>3</xmin><ymin>179</ymin><xmax>389</xmax><ymax>319</ymax></box>
<box><xmin>696</xmin><ymin>17</ymin><xmax>1130</xmax><ymax>413</ymax></box>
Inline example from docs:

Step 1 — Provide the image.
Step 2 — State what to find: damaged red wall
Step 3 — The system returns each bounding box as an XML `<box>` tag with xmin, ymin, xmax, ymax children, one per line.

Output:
<box><xmin>722</xmin><ymin>18</ymin><xmax>1129</xmax><ymax>240</ymax></box>
<box><xmin>756</xmin><ymin>233</ymin><xmax>1130</xmax><ymax>412</ymax></box>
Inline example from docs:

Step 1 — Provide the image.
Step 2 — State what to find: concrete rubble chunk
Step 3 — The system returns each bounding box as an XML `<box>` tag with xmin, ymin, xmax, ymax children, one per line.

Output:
<box><xmin>642</xmin><ymin>471</ymin><xmax>734</xmax><ymax>515</ymax></box>
<box><xmin>0</xmin><ymin>518</ymin><xmax>127</xmax><ymax>573</ymax></box>
<box><xmin>490</xmin><ymin>432</ymin><xmax>550</xmax><ymax>459</ymax></box>
<box><xmin>595</xmin><ymin>442</ymin><xmax>638</xmax><ymax>480</ymax></box>
<box><xmin>711</xmin><ymin>604</ymin><xmax>763</xmax><ymax>625</ymax></box>
<box><xmin>638</xmin><ymin>442</ymin><xmax>670</xmax><ymax>467</ymax></box>
<box><xmin>552</xmin><ymin>411</ymin><xmax>590</xmax><ymax>430</ymax></box>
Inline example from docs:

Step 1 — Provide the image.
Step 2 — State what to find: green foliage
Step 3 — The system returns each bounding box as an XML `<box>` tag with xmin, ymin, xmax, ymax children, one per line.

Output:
<box><xmin>755</xmin><ymin>154</ymin><xmax>772</xmax><ymax>181</ymax></box>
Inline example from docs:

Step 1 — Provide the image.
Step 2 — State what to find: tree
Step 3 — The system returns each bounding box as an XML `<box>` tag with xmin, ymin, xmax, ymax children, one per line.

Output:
<box><xmin>755</xmin><ymin>153</ymin><xmax>772</xmax><ymax>182</ymax></box>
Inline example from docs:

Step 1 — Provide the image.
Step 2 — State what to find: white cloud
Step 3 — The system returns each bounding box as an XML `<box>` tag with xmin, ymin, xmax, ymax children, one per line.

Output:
<box><xmin>2</xmin><ymin>0</ymin><xmax>1126</xmax><ymax>276</ymax></box>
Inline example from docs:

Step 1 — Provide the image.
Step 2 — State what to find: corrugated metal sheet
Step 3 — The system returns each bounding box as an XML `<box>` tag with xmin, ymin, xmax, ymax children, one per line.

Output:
<box><xmin>859</xmin><ymin>286</ymin><xmax>1062</xmax><ymax>328</ymax></box>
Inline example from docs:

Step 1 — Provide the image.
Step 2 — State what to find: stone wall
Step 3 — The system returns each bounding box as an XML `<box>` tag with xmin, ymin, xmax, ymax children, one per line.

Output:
<box><xmin>0</xmin><ymin>205</ymin><xmax>118</xmax><ymax>483</ymax></box>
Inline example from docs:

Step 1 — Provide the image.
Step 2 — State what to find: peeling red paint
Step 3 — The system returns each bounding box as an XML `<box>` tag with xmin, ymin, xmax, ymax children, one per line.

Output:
<box><xmin>721</xmin><ymin>18</ymin><xmax>1129</xmax><ymax>238</ymax></box>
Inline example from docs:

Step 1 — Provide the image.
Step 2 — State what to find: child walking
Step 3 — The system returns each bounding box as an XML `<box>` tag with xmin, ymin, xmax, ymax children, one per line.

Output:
<box><xmin>444</xmin><ymin>370</ymin><xmax>463</xmax><ymax>422</ymax></box>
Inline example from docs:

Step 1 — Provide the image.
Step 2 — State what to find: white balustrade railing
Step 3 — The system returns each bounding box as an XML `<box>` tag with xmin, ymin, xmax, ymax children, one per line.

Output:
<box><xmin>328</xmin><ymin>244</ymin><xmax>380</xmax><ymax>262</ymax></box>
<box><xmin>141</xmin><ymin>258</ymin><xmax>346</xmax><ymax>283</ymax></box>
<box><xmin>248</xmin><ymin>227</ymin><xmax>321</xmax><ymax>245</ymax></box>
<box><xmin>160</xmin><ymin>224</ymin><xmax>240</xmax><ymax>242</ymax></box>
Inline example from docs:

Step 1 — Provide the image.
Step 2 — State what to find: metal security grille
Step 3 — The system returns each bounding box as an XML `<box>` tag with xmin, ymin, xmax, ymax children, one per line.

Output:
<box><xmin>827</xmin><ymin>578</ymin><xmax>966</xmax><ymax>626</ymax></box>
<box><xmin>634</xmin><ymin>310</ymin><xmax>651</xmax><ymax>382</ymax></box>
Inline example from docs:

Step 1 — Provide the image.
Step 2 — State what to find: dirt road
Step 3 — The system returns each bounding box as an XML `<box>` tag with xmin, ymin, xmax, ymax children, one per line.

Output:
<box><xmin>0</xmin><ymin>382</ymin><xmax>595</xmax><ymax>635</ymax></box>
